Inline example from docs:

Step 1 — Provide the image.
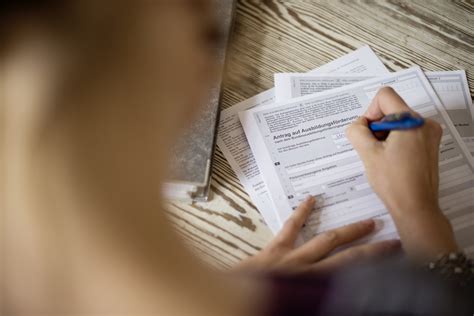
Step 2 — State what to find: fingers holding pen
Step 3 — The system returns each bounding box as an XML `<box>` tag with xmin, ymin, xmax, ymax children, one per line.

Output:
<box><xmin>364</xmin><ymin>86</ymin><xmax>413</xmax><ymax>121</ymax></box>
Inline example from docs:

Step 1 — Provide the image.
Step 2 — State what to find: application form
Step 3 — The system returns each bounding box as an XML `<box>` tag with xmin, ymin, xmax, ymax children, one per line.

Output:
<box><xmin>216</xmin><ymin>46</ymin><xmax>389</xmax><ymax>233</ymax></box>
<box><xmin>240</xmin><ymin>67</ymin><xmax>474</xmax><ymax>254</ymax></box>
<box><xmin>426</xmin><ymin>71</ymin><xmax>474</xmax><ymax>154</ymax></box>
<box><xmin>274</xmin><ymin>70</ymin><xmax>474</xmax><ymax>155</ymax></box>
<box><xmin>274</xmin><ymin>73</ymin><xmax>376</xmax><ymax>103</ymax></box>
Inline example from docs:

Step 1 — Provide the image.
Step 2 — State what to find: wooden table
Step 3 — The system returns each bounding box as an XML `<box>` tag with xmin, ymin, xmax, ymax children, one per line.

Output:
<box><xmin>165</xmin><ymin>0</ymin><xmax>474</xmax><ymax>269</ymax></box>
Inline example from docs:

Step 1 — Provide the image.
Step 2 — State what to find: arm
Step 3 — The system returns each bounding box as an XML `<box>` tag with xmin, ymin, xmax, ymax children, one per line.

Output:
<box><xmin>346</xmin><ymin>87</ymin><xmax>459</xmax><ymax>262</ymax></box>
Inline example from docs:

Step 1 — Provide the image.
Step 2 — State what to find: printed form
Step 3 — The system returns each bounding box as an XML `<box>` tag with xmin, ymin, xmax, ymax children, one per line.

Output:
<box><xmin>274</xmin><ymin>70</ymin><xmax>474</xmax><ymax>155</ymax></box>
<box><xmin>427</xmin><ymin>71</ymin><xmax>474</xmax><ymax>154</ymax></box>
<box><xmin>240</xmin><ymin>67</ymin><xmax>474</xmax><ymax>255</ymax></box>
<box><xmin>216</xmin><ymin>46</ymin><xmax>389</xmax><ymax>233</ymax></box>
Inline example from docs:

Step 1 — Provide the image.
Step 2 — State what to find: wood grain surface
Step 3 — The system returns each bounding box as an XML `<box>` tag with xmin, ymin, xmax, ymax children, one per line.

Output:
<box><xmin>164</xmin><ymin>0</ymin><xmax>474</xmax><ymax>269</ymax></box>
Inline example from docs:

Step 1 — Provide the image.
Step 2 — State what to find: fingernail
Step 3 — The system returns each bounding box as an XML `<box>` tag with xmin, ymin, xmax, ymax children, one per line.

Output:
<box><xmin>305</xmin><ymin>195</ymin><xmax>315</xmax><ymax>204</ymax></box>
<box><xmin>361</xmin><ymin>219</ymin><xmax>375</xmax><ymax>228</ymax></box>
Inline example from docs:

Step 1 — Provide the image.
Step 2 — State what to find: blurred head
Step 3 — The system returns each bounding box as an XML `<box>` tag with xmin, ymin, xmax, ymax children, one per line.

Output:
<box><xmin>2</xmin><ymin>0</ymin><xmax>221</xmax><ymax>198</ymax></box>
<box><xmin>1</xmin><ymin>2</ymin><xmax>225</xmax><ymax>311</ymax></box>
<box><xmin>2</xmin><ymin>0</ymin><xmax>219</xmax><ymax>161</ymax></box>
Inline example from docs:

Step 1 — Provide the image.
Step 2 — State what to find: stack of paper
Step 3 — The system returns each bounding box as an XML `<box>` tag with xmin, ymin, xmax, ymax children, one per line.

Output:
<box><xmin>217</xmin><ymin>46</ymin><xmax>474</xmax><ymax>256</ymax></box>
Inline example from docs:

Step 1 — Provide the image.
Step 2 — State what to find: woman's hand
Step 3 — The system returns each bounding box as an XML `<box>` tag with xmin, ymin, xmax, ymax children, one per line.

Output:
<box><xmin>235</xmin><ymin>196</ymin><xmax>401</xmax><ymax>273</ymax></box>
<box><xmin>345</xmin><ymin>87</ymin><xmax>459</xmax><ymax>262</ymax></box>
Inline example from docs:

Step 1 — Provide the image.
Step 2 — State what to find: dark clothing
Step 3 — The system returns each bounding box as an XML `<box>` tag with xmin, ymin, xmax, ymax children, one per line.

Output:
<box><xmin>264</xmin><ymin>258</ymin><xmax>474</xmax><ymax>316</ymax></box>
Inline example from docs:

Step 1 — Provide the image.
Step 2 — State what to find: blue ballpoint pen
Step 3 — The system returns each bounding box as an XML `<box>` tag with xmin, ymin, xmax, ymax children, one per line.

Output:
<box><xmin>369</xmin><ymin>111</ymin><xmax>425</xmax><ymax>132</ymax></box>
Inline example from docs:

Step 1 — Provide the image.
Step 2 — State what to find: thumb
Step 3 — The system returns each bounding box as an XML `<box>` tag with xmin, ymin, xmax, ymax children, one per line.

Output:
<box><xmin>345</xmin><ymin>116</ymin><xmax>379</xmax><ymax>159</ymax></box>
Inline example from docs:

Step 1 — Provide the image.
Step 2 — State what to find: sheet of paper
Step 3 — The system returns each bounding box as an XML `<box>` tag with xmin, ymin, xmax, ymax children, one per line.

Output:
<box><xmin>274</xmin><ymin>73</ymin><xmax>376</xmax><ymax>103</ymax></box>
<box><xmin>426</xmin><ymin>71</ymin><xmax>474</xmax><ymax>154</ymax></box>
<box><xmin>275</xmin><ymin>71</ymin><xmax>474</xmax><ymax>155</ymax></box>
<box><xmin>216</xmin><ymin>46</ymin><xmax>389</xmax><ymax>233</ymax></box>
<box><xmin>240</xmin><ymin>67</ymin><xmax>474</xmax><ymax>255</ymax></box>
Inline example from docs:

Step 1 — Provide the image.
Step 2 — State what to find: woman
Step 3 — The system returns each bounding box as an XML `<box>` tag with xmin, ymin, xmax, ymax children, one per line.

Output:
<box><xmin>2</xmin><ymin>1</ymin><xmax>472</xmax><ymax>315</ymax></box>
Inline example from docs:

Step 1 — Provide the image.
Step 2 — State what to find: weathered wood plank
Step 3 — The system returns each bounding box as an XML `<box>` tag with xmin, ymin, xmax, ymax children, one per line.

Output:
<box><xmin>165</xmin><ymin>0</ymin><xmax>474</xmax><ymax>269</ymax></box>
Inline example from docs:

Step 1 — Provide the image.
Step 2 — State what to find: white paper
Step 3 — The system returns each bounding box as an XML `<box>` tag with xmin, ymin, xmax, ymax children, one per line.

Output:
<box><xmin>216</xmin><ymin>46</ymin><xmax>389</xmax><ymax>233</ymax></box>
<box><xmin>426</xmin><ymin>71</ymin><xmax>474</xmax><ymax>154</ymax></box>
<box><xmin>274</xmin><ymin>73</ymin><xmax>376</xmax><ymax>103</ymax></box>
<box><xmin>240</xmin><ymin>67</ymin><xmax>474</xmax><ymax>254</ymax></box>
<box><xmin>275</xmin><ymin>71</ymin><xmax>474</xmax><ymax>155</ymax></box>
